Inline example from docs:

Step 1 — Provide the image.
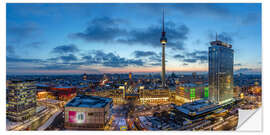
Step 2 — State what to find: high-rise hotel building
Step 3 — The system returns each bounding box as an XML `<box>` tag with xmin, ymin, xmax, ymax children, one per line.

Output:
<box><xmin>7</xmin><ymin>80</ymin><xmax>37</xmax><ymax>121</ymax></box>
<box><xmin>209</xmin><ymin>37</ymin><xmax>234</xmax><ymax>104</ymax></box>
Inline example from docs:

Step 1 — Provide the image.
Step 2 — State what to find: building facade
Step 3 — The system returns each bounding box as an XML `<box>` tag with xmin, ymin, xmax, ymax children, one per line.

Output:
<box><xmin>174</xmin><ymin>100</ymin><xmax>221</xmax><ymax>120</ymax></box>
<box><xmin>7</xmin><ymin>80</ymin><xmax>37</xmax><ymax>121</ymax></box>
<box><xmin>84</xmin><ymin>88</ymin><xmax>126</xmax><ymax>104</ymax></box>
<box><xmin>64</xmin><ymin>95</ymin><xmax>113</xmax><ymax>130</ymax></box>
<box><xmin>209</xmin><ymin>38</ymin><xmax>234</xmax><ymax>104</ymax></box>
<box><xmin>175</xmin><ymin>83</ymin><xmax>209</xmax><ymax>103</ymax></box>
<box><xmin>139</xmin><ymin>88</ymin><xmax>170</xmax><ymax>104</ymax></box>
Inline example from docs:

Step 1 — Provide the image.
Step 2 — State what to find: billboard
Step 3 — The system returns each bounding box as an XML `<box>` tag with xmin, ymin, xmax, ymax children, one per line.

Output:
<box><xmin>69</xmin><ymin>111</ymin><xmax>86</xmax><ymax>123</ymax></box>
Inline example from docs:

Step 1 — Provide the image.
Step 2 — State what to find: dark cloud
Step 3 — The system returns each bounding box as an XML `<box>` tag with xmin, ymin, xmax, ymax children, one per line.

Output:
<box><xmin>149</xmin><ymin>54</ymin><xmax>162</xmax><ymax>63</ymax></box>
<box><xmin>81</xmin><ymin>50</ymin><xmax>144</xmax><ymax>67</ymax></box>
<box><xmin>173</xmin><ymin>50</ymin><xmax>208</xmax><ymax>64</ymax></box>
<box><xmin>80</xmin><ymin>55</ymin><xmax>100</xmax><ymax>65</ymax></box>
<box><xmin>186</xmin><ymin>50</ymin><xmax>207</xmax><ymax>58</ymax></box>
<box><xmin>234</xmin><ymin>63</ymin><xmax>242</xmax><ymax>66</ymax></box>
<box><xmin>133</xmin><ymin>51</ymin><xmax>156</xmax><ymax>57</ymax></box>
<box><xmin>103</xmin><ymin>59</ymin><xmax>144</xmax><ymax>67</ymax></box>
<box><xmin>183</xmin><ymin>58</ymin><xmax>197</xmax><ymax>63</ymax></box>
<box><xmin>6</xmin><ymin>56</ymin><xmax>44</xmax><ymax>63</ymax></box>
<box><xmin>71</xmin><ymin>17</ymin><xmax>188</xmax><ymax>50</ymax></box>
<box><xmin>7</xmin><ymin>48</ymin><xmax>208</xmax><ymax>72</ymax></box>
<box><xmin>235</xmin><ymin>68</ymin><xmax>250</xmax><ymax>72</ymax></box>
<box><xmin>132</xmin><ymin>50</ymin><xmax>162</xmax><ymax>66</ymax></box>
<box><xmin>150</xmin><ymin>63</ymin><xmax>162</xmax><ymax>66</ymax></box>
<box><xmin>186</xmin><ymin>51</ymin><xmax>208</xmax><ymax>63</ymax></box>
<box><xmin>46</xmin><ymin>50</ymin><xmax>144</xmax><ymax>68</ymax></box>
<box><xmin>7</xmin><ymin>54</ymin><xmax>79</xmax><ymax>71</ymax></box>
<box><xmin>7</xmin><ymin>54</ymin><xmax>80</xmax><ymax>72</ymax></box>
<box><xmin>47</xmin><ymin>57</ymin><xmax>59</xmax><ymax>62</ymax></box>
<box><xmin>36</xmin><ymin>64</ymin><xmax>80</xmax><ymax>70</ymax></box>
<box><xmin>70</xmin><ymin>17</ymin><xmax>127</xmax><ymax>43</ymax></box>
<box><xmin>173</xmin><ymin>54</ymin><xmax>185</xmax><ymax>60</ymax></box>
<box><xmin>59</xmin><ymin>54</ymin><xmax>78</xmax><ymax>62</ymax></box>
<box><xmin>235</xmin><ymin>68</ymin><xmax>261</xmax><ymax>74</ymax></box>
<box><xmin>218</xmin><ymin>32</ymin><xmax>233</xmax><ymax>43</ymax></box>
<box><xmin>118</xmin><ymin>22</ymin><xmax>188</xmax><ymax>50</ymax></box>
<box><xmin>52</xmin><ymin>44</ymin><xmax>79</xmax><ymax>54</ymax></box>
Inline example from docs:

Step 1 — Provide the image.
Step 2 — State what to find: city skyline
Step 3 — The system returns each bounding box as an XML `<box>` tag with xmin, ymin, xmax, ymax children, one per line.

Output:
<box><xmin>6</xmin><ymin>3</ymin><xmax>261</xmax><ymax>75</ymax></box>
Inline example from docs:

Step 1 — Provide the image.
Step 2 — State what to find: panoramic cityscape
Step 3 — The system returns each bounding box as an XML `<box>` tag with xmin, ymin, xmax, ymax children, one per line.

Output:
<box><xmin>6</xmin><ymin>3</ymin><xmax>261</xmax><ymax>131</ymax></box>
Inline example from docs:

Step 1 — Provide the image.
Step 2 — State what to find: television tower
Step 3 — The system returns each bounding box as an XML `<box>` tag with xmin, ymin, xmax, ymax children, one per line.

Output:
<box><xmin>160</xmin><ymin>9</ymin><xmax>167</xmax><ymax>88</ymax></box>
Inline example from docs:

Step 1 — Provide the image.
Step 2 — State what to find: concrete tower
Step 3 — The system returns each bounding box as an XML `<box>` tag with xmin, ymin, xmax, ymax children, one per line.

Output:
<box><xmin>160</xmin><ymin>9</ymin><xmax>167</xmax><ymax>88</ymax></box>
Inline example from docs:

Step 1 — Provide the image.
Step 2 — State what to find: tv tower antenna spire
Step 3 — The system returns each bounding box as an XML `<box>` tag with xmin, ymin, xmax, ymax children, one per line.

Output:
<box><xmin>160</xmin><ymin>8</ymin><xmax>167</xmax><ymax>88</ymax></box>
<box><xmin>162</xmin><ymin>8</ymin><xmax>165</xmax><ymax>33</ymax></box>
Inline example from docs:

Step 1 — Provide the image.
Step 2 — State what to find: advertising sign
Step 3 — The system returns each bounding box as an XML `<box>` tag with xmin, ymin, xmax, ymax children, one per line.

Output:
<box><xmin>69</xmin><ymin>111</ymin><xmax>86</xmax><ymax>123</ymax></box>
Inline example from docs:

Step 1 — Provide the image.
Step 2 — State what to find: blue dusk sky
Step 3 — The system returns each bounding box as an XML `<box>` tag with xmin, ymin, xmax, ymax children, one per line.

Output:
<box><xmin>6</xmin><ymin>3</ymin><xmax>261</xmax><ymax>75</ymax></box>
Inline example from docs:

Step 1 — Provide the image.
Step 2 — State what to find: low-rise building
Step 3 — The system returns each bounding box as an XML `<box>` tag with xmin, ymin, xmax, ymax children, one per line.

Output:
<box><xmin>175</xmin><ymin>83</ymin><xmax>209</xmax><ymax>103</ymax></box>
<box><xmin>139</xmin><ymin>88</ymin><xmax>170</xmax><ymax>104</ymax></box>
<box><xmin>64</xmin><ymin>95</ymin><xmax>113</xmax><ymax>130</ymax></box>
<box><xmin>174</xmin><ymin>100</ymin><xmax>220</xmax><ymax>120</ymax></box>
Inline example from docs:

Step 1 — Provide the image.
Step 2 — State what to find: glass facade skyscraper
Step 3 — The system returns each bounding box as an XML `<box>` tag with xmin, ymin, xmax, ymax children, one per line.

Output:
<box><xmin>209</xmin><ymin>39</ymin><xmax>234</xmax><ymax>104</ymax></box>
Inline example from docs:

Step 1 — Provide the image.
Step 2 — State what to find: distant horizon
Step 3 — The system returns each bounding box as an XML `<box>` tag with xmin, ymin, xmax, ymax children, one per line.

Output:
<box><xmin>6</xmin><ymin>71</ymin><xmax>261</xmax><ymax>76</ymax></box>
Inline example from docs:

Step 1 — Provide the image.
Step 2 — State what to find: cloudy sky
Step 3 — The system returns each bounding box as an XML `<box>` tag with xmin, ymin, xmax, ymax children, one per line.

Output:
<box><xmin>6</xmin><ymin>3</ymin><xmax>261</xmax><ymax>75</ymax></box>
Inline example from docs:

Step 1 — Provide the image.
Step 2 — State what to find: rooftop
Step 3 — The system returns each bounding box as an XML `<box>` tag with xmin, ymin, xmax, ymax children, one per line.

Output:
<box><xmin>210</xmin><ymin>40</ymin><xmax>232</xmax><ymax>48</ymax></box>
<box><xmin>54</xmin><ymin>86</ymin><xmax>74</xmax><ymax>89</ymax></box>
<box><xmin>176</xmin><ymin>100</ymin><xmax>220</xmax><ymax>116</ymax></box>
<box><xmin>36</xmin><ymin>83</ymin><xmax>49</xmax><ymax>87</ymax></box>
<box><xmin>8</xmin><ymin>79</ymin><xmax>35</xmax><ymax>83</ymax></box>
<box><xmin>179</xmin><ymin>83</ymin><xmax>207</xmax><ymax>87</ymax></box>
<box><xmin>65</xmin><ymin>95</ymin><xmax>112</xmax><ymax>108</ymax></box>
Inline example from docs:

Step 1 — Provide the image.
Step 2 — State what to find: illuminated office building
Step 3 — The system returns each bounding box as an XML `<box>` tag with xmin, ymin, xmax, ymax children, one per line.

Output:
<box><xmin>175</xmin><ymin>83</ymin><xmax>209</xmax><ymax>103</ymax></box>
<box><xmin>139</xmin><ymin>88</ymin><xmax>170</xmax><ymax>104</ymax></box>
<box><xmin>7</xmin><ymin>80</ymin><xmax>37</xmax><ymax>121</ymax></box>
<box><xmin>209</xmin><ymin>34</ymin><xmax>234</xmax><ymax>104</ymax></box>
<box><xmin>84</xmin><ymin>88</ymin><xmax>127</xmax><ymax>104</ymax></box>
<box><xmin>36</xmin><ymin>85</ymin><xmax>77</xmax><ymax>102</ymax></box>
<box><xmin>49</xmin><ymin>86</ymin><xmax>77</xmax><ymax>101</ymax></box>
